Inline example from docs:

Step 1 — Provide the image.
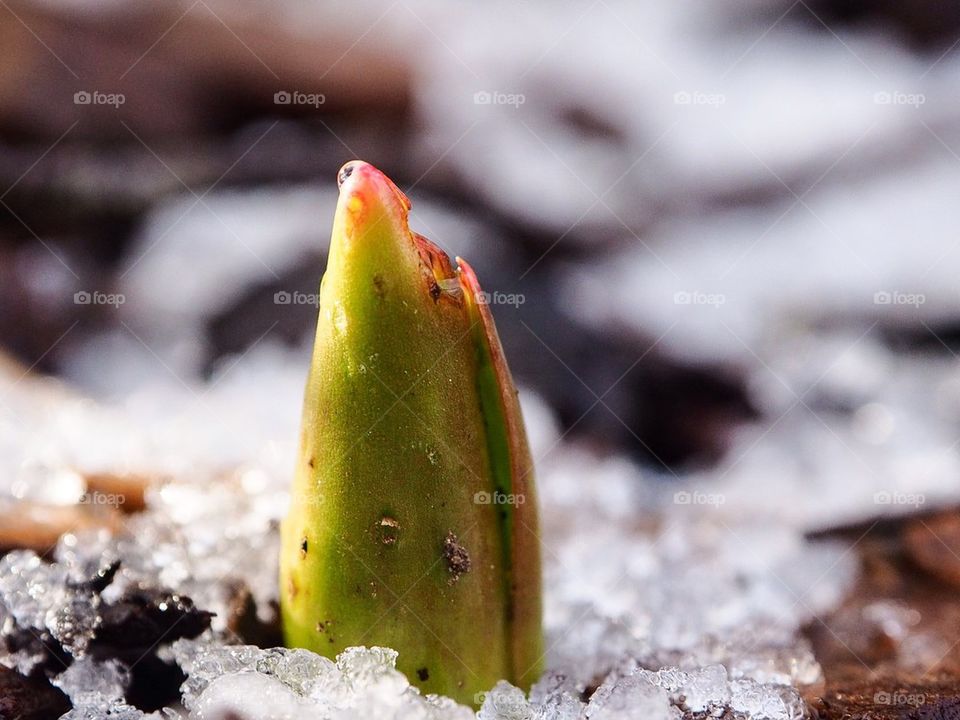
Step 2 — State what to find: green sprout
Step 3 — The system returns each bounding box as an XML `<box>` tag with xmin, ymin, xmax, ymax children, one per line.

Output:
<box><xmin>280</xmin><ymin>161</ymin><xmax>543</xmax><ymax>705</ymax></box>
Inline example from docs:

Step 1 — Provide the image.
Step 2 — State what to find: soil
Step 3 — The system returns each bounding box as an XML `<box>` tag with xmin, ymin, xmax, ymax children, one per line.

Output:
<box><xmin>806</xmin><ymin>508</ymin><xmax>960</xmax><ymax>719</ymax></box>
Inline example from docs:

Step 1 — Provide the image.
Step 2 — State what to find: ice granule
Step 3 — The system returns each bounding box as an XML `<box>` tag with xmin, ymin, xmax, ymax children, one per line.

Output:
<box><xmin>192</xmin><ymin>672</ymin><xmax>312</xmax><ymax>720</ymax></box>
<box><xmin>586</xmin><ymin>672</ymin><xmax>671</xmax><ymax>720</ymax></box>
<box><xmin>59</xmin><ymin>705</ymin><xmax>167</xmax><ymax>720</ymax></box>
<box><xmin>336</xmin><ymin>645</ymin><xmax>402</xmax><ymax>688</ymax></box>
<box><xmin>639</xmin><ymin>667</ymin><xmax>689</xmax><ymax>694</ymax></box>
<box><xmin>577</xmin><ymin>663</ymin><xmax>811</xmax><ymax>720</ymax></box>
<box><xmin>53</xmin><ymin>656</ymin><xmax>129</xmax><ymax>705</ymax></box>
<box><xmin>173</xmin><ymin>640</ymin><xmax>476</xmax><ymax>720</ymax></box>
<box><xmin>478</xmin><ymin>680</ymin><xmax>533</xmax><ymax>720</ymax></box>
<box><xmin>529</xmin><ymin>672</ymin><xmax>586</xmax><ymax>720</ymax></box>
<box><xmin>678</xmin><ymin>664</ymin><xmax>728</xmax><ymax>713</ymax></box>
<box><xmin>0</xmin><ymin>549</ymin><xmax>101</xmax><ymax>657</ymax></box>
<box><xmin>532</xmin><ymin>695</ymin><xmax>585</xmax><ymax>720</ymax></box>
<box><xmin>330</xmin><ymin>646</ymin><xmax>418</xmax><ymax>714</ymax></box>
<box><xmin>260</xmin><ymin>647</ymin><xmax>338</xmax><ymax>696</ymax></box>
<box><xmin>46</xmin><ymin>593</ymin><xmax>102</xmax><ymax>656</ymax></box>
<box><xmin>0</xmin><ymin>550</ymin><xmax>68</xmax><ymax>630</ymax></box>
<box><xmin>47</xmin><ymin>468</ymin><xmax>286</xmax><ymax>637</ymax></box>
<box><xmin>174</xmin><ymin>640</ymin><xmax>292</xmax><ymax>710</ymax></box>
<box><xmin>544</xmin><ymin>607</ymin><xmax>645</xmax><ymax>690</ymax></box>
<box><xmin>671</xmin><ymin>626</ymin><xmax>823</xmax><ymax>687</ymax></box>
<box><xmin>729</xmin><ymin>678</ymin><xmax>805</xmax><ymax>720</ymax></box>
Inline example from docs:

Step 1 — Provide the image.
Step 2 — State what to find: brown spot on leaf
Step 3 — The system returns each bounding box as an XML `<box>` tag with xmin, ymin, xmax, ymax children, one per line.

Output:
<box><xmin>287</xmin><ymin>577</ymin><xmax>299</xmax><ymax>599</ymax></box>
<box><xmin>442</xmin><ymin>532</ymin><xmax>471</xmax><ymax>583</ymax></box>
<box><xmin>417</xmin><ymin>667</ymin><xmax>430</xmax><ymax>682</ymax></box>
<box><xmin>300</xmin><ymin>536</ymin><xmax>308</xmax><ymax>558</ymax></box>
<box><xmin>307</xmin><ymin>457</ymin><xmax>315</xmax><ymax>469</ymax></box>
<box><xmin>412</xmin><ymin>232</ymin><xmax>462</xmax><ymax>306</ymax></box>
<box><xmin>316</xmin><ymin>619</ymin><xmax>335</xmax><ymax>644</ymax></box>
<box><xmin>376</xmin><ymin>516</ymin><xmax>400</xmax><ymax>545</ymax></box>
<box><xmin>373</xmin><ymin>274</ymin><xmax>386</xmax><ymax>299</ymax></box>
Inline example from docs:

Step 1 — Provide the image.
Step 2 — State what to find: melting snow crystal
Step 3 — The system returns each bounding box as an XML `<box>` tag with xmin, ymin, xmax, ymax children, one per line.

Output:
<box><xmin>53</xmin><ymin>656</ymin><xmax>129</xmax><ymax>705</ymax></box>
<box><xmin>586</xmin><ymin>673</ymin><xmax>671</xmax><ymax>720</ymax></box>
<box><xmin>478</xmin><ymin>681</ymin><xmax>533</xmax><ymax>720</ymax></box>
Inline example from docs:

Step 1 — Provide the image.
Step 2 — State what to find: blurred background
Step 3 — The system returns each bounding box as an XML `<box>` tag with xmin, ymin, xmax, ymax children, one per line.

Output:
<box><xmin>5</xmin><ymin>2</ymin><xmax>960</xmax><ymax>716</ymax></box>
<box><xmin>3</xmin><ymin>0</ymin><xmax>960</xmax><ymax>515</ymax></box>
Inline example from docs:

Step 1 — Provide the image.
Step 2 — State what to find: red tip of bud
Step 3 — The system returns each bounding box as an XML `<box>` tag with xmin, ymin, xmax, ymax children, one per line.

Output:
<box><xmin>337</xmin><ymin>161</ymin><xmax>411</xmax><ymax>213</ymax></box>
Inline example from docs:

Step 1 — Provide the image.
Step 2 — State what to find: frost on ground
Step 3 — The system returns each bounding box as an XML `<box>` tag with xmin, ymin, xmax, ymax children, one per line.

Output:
<box><xmin>0</xmin><ymin>341</ymin><xmax>864</xmax><ymax>719</ymax></box>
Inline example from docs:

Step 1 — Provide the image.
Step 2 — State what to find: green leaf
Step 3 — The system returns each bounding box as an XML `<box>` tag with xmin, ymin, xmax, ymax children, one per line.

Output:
<box><xmin>280</xmin><ymin>161</ymin><xmax>543</xmax><ymax>705</ymax></box>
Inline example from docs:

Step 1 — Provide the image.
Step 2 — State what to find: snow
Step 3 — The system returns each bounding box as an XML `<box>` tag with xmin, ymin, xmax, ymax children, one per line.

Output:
<box><xmin>53</xmin><ymin>657</ymin><xmax>129</xmax><ymax>707</ymax></box>
<box><xmin>0</xmin><ymin>342</ymin><xmax>861</xmax><ymax>717</ymax></box>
